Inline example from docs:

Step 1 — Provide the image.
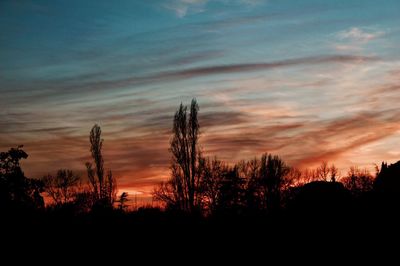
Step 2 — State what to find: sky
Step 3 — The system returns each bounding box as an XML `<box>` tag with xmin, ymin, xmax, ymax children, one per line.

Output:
<box><xmin>1</xmin><ymin>0</ymin><xmax>400</xmax><ymax>198</ymax></box>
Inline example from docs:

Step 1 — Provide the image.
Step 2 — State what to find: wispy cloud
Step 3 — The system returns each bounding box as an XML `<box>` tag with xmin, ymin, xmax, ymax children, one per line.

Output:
<box><xmin>292</xmin><ymin>110</ymin><xmax>400</xmax><ymax>167</ymax></box>
<box><xmin>235</xmin><ymin>0</ymin><xmax>266</xmax><ymax>6</ymax></box>
<box><xmin>0</xmin><ymin>55</ymin><xmax>376</xmax><ymax>107</ymax></box>
<box><xmin>334</xmin><ymin>27</ymin><xmax>385</xmax><ymax>51</ymax></box>
<box><xmin>164</xmin><ymin>0</ymin><xmax>266</xmax><ymax>17</ymax></box>
<box><xmin>337</xmin><ymin>27</ymin><xmax>384</xmax><ymax>43</ymax></box>
<box><xmin>164</xmin><ymin>0</ymin><xmax>208</xmax><ymax>18</ymax></box>
<box><xmin>168</xmin><ymin>55</ymin><xmax>376</xmax><ymax>77</ymax></box>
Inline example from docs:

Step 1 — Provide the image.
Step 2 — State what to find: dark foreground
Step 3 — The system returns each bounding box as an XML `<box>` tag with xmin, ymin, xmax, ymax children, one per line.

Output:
<box><xmin>3</xmin><ymin>201</ymin><xmax>399</xmax><ymax>261</ymax></box>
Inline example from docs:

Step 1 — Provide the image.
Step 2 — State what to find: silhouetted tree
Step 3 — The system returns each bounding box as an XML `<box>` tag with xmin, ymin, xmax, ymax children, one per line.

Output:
<box><xmin>0</xmin><ymin>145</ymin><xmax>28</xmax><ymax>175</ymax></box>
<box><xmin>72</xmin><ymin>190</ymin><xmax>96</xmax><ymax>213</ymax></box>
<box><xmin>86</xmin><ymin>124</ymin><xmax>117</xmax><ymax>208</ymax></box>
<box><xmin>154</xmin><ymin>99</ymin><xmax>203</xmax><ymax>212</ymax></box>
<box><xmin>279</xmin><ymin>167</ymin><xmax>303</xmax><ymax>207</ymax></box>
<box><xmin>341</xmin><ymin>166</ymin><xmax>374</xmax><ymax>196</ymax></box>
<box><xmin>374</xmin><ymin>161</ymin><xmax>400</xmax><ymax>203</ymax></box>
<box><xmin>117</xmin><ymin>192</ymin><xmax>129</xmax><ymax>211</ymax></box>
<box><xmin>304</xmin><ymin>163</ymin><xmax>339</xmax><ymax>183</ymax></box>
<box><xmin>284</xmin><ymin>167</ymin><xmax>303</xmax><ymax>188</ymax></box>
<box><xmin>153</xmin><ymin>179</ymin><xmax>179</xmax><ymax>209</ymax></box>
<box><xmin>42</xmin><ymin>169</ymin><xmax>81</xmax><ymax>206</ymax></box>
<box><xmin>302</xmin><ymin>168</ymin><xmax>318</xmax><ymax>183</ymax></box>
<box><xmin>262</xmin><ymin>154</ymin><xmax>289</xmax><ymax>212</ymax></box>
<box><xmin>106</xmin><ymin>170</ymin><xmax>117</xmax><ymax>205</ymax></box>
<box><xmin>330</xmin><ymin>164</ymin><xmax>339</xmax><ymax>182</ymax></box>
<box><xmin>200</xmin><ymin>157</ymin><xmax>228</xmax><ymax>213</ymax></box>
<box><xmin>0</xmin><ymin>146</ymin><xmax>44</xmax><ymax>212</ymax></box>
<box><xmin>216</xmin><ymin>166</ymin><xmax>245</xmax><ymax>214</ymax></box>
<box><xmin>316</xmin><ymin>161</ymin><xmax>330</xmax><ymax>181</ymax></box>
<box><xmin>241</xmin><ymin>158</ymin><xmax>262</xmax><ymax>210</ymax></box>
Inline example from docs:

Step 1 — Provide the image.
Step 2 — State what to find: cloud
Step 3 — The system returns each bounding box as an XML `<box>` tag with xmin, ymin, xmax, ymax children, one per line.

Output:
<box><xmin>200</xmin><ymin>111</ymin><xmax>249</xmax><ymax>128</ymax></box>
<box><xmin>237</xmin><ymin>0</ymin><xmax>265</xmax><ymax>5</ymax></box>
<box><xmin>74</xmin><ymin>55</ymin><xmax>377</xmax><ymax>91</ymax></box>
<box><xmin>334</xmin><ymin>27</ymin><xmax>385</xmax><ymax>51</ymax></box>
<box><xmin>164</xmin><ymin>0</ymin><xmax>266</xmax><ymax>17</ymax></box>
<box><xmin>293</xmin><ymin>111</ymin><xmax>400</xmax><ymax>168</ymax></box>
<box><xmin>169</xmin><ymin>55</ymin><xmax>376</xmax><ymax>77</ymax></box>
<box><xmin>164</xmin><ymin>0</ymin><xmax>208</xmax><ymax>18</ymax></box>
<box><xmin>337</xmin><ymin>27</ymin><xmax>384</xmax><ymax>43</ymax></box>
<box><xmin>1</xmin><ymin>54</ymin><xmax>377</xmax><ymax>107</ymax></box>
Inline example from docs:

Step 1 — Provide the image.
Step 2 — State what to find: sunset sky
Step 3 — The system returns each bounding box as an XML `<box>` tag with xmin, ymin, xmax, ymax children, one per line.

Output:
<box><xmin>1</xmin><ymin>0</ymin><xmax>400</xmax><ymax>198</ymax></box>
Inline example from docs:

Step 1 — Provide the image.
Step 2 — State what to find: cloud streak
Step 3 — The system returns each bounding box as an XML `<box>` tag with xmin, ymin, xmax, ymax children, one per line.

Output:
<box><xmin>0</xmin><ymin>54</ymin><xmax>378</xmax><ymax>109</ymax></box>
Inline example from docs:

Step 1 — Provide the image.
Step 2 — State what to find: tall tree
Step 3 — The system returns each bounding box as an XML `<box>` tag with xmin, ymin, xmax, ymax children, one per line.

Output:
<box><xmin>86</xmin><ymin>124</ymin><xmax>116</xmax><ymax>208</ymax></box>
<box><xmin>154</xmin><ymin>99</ymin><xmax>203</xmax><ymax>212</ymax></box>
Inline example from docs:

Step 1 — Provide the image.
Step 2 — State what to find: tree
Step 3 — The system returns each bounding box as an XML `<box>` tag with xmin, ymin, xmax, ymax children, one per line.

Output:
<box><xmin>240</xmin><ymin>158</ymin><xmax>262</xmax><ymax>210</ymax></box>
<box><xmin>86</xmin><ymin>124</ymin><xmax>117</xmax><ymax>208</ymax></box>
<box><xmin>42</xmin><ymin>169</ymin><xmax>80</xmax><ymax>206</ymax></box>
<box><xmin>262</xmin><ymin>154</ymin><xmax>289</xmax><ymax>212</ymax></box>
<box><xmin>330</xmin><ymin>164</ymin><xmax>339</xmax><ymax>182</ymax></box>
<box><xmin>0</xmin><ymin>146</ymin><xmax>44</xmax><ymax>211</ymax></box>
<box><xmin>216</xmin><ymin>165</ymin><xmax>245</xmax><ymax>214</ymax></box>
<box><xmin>302</xmin><ymin>168</ymin><xmax>318</xmax><ymax>183</ymax></box>
<box><xmin>316</xmin><ymin>161</ymin><xmax>330</xmax><ymax>181</ymax></box>
<box><xmin>200</xmin><ymin>157</ymin><xmax>228</xmax><ymax>213</ymax></box>
<box><xmin>154</xmin><ymin>99</ymin><xmax>203</xmax><ymax>212</ymax></box>
<box><xmin>341</xmin><ymin>166</ymin><xmax>374</xmax><ymax>196</ymax></box>
<box><xmin>117</xmin><ymin>192</ymin><xmax>129</xmax><ymax>211</ymax></box>
<box><xmin>374</xmin><ymin>161</ymin><xmax>400</xmax><ymax>205</ymax></box>
<box><xmin>284</xmin><ymin>167</ymin><xmax>303</xmax><ymax>188</ymax></box>
<box><xmin>0</xmin><ymin>145</ymin><xmax>28</xmax><ymax>175</ymax></box>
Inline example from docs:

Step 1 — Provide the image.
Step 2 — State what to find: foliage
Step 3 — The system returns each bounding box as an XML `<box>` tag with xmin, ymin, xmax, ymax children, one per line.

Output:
<box><xmin>0</xmin><ymin>146</ymin><xmax>44</xmax><ymax>212</ymax></box>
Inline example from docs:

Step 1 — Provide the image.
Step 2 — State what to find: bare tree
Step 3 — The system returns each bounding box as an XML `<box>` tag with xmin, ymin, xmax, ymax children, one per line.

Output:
<box><xmin>302</xmin><ymin>168</ymin><xmax>316</xmax><ymax>183</ymax></box>
<box><xmin>341</xmin><ymin>166</ymin><xmax>374</xmax><ymax>195</ymax></box>
<box><xmin>201</xmin><ymin>157</ymin><xmax>227</xmax><ymax>213</ymax></box>
<box><xmin>154</xmin><ymin>99</ymin><xmax>203</xmax><ymax>212</ymax></box>
<box><xmin>330</xmin><ymin>164</ymin><xmax>339</xmax><ymax>182</ymax></box>
<box><xmin>86</xmin><ymin>124</ymin><xmax>116</xmax><ymax>208</ymax></box>
<box><xmin>284</xmin><ymin>167</ymin><xmax>303</xmax><ymax>189</ymax></box>
<box><xmin>42</xmin><ymin>169</ymin><xmax>80</xmax><ymax>206</ymax></box>
<box><xmin>316</xmin><ymin>161</ymin><xmax>330</xmax><ymax>181</ymax></box>
<box><xmin>240</xmin><ymin>158</ymin><xmax>261</xmax><ymax>210</ymax></box>
<box><xmin>153</xmin><ymin>179</ymin><xmax>180</xmax><ymax>209</ymax></box>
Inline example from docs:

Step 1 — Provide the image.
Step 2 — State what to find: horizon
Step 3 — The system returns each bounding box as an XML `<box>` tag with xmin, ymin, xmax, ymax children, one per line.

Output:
<box><xmin>1</xmin><ymin>0</ymin><xmax>400</xmax><ymax>198</ymax></box>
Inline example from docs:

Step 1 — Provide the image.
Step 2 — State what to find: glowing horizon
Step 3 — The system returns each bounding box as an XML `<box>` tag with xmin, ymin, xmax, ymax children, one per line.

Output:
<box><xmin>1</xmin><ymin>0</ymin><xmax>400</xmax><ymax>197</ymax></box>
